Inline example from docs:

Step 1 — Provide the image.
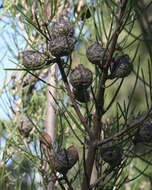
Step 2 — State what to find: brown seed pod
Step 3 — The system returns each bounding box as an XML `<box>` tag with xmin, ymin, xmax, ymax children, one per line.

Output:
<box><xmin>22</xmin><ymin>50</ymin><xmax>47</xmax><ymax>69</ymax></box>
<box><xmin>50</xmin><ymin>36</ymin><xmax>75</xmax><ymax>57</ymax></box>
<box><xmin>69</xmin><ymin>64</ymin><xmax>93</xmax><ymax>89</ymax></box>
<box><xmin>52</xmin><ymin>145</ymin><xmax>79</xmax><ymax>175</ymax></box>
<box><xmin>109</xmin><ymin>54</ymin><xmax>133</xmax><ymax>79</ymax></box>
<box><xmin>73</xmin><ymin>88</ymin><xmax>90</xmax><ymax>103</ymax></box>
<box><xmin>51</xmin><ymin>18</ymin><xmax>74</xmax><ymax>39</ymax></box>
<box><xmin>133</xmin><ymin>119</ymin><xmax>152</xmax><ymax>144</ymax></box>
<box><xmin>18</xmin><ymin>115</ymin><xmax>33</xmax><ymax>138</ymax></box>
<box><xmin>86</xmin><ymin>42</ymin><xmax>108</xmax><ymax>66</ymax></box>
<box><xmin>101</xmin><ymin>140</ymin><xmax>122</xmax><ymax>167</ymax></box>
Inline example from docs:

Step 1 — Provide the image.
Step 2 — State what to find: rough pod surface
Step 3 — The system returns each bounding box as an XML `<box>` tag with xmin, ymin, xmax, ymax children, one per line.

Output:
<box><xmin>51</xmin><ymin>18</ymin><xmax>74</xmax><ymax>39</ymax></box>
<box><xmin>52</xmin><ymin>145</ymin><xmax>79</xmax><ymax>175</ymax></box>
<box><xmin>86</xmin><ymin>42</ymin><xmax>108</xmax><ymax>65</ymax></box>
<box><xmin>69</xmin><ymin>64</ymin><xmax>93</xmax><ymax>89</ymax></box>
<box><xmin>73</xmin><ymin>88</ymin><xmax>90</xmax><ymax>103</ymax></box>
<box><xmin>101</xmin><ymin>140</ymin><xmax>122</xmax><ymax>167</ymax></box>
<box><xmin>22</xmin><ymin>50</ymin><xmax>47</xmax><ymax>69</ymax></box>
<box><xmin>50</xmin><ymin>36</ymin><xmax>75</xmax><ymax>57</ymax></box>
<box><xmin>18</xmin><ymin>115</ymin><xmax>33</xmax><ymax>138</ymax></box>
<box><xmin>134</xmin><ymin>120</ymin><xmax>152</xmax><ymax>144</ymax></box>
<box><xmin>109</xmin><ymin>54</ymin><xmax>133</xmax><ymax>79</ymax></box>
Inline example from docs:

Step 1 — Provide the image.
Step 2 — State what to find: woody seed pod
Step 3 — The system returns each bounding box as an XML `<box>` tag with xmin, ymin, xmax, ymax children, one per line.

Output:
<box><xmin>73</xmin><ymin>88</ymin><xmax>90</xmax><ymax>103</ymax></box>
<box><xmin>69</xmin><ymin>64</ymin><xmax>93</xmax><ymax>89</ymax></box>
<box><xmin>50</xmin><ymin>36</ymin><xmax>75</xmax><ymax>57</ymax></box>
<box><xmin>52</xmin><ymin>145</ymin><xmax>79</xmax><ymax>175</ymax></box>
<box><xmin>133</xmin><ymin>119</ymin><xmax>152</xmax><ymax>144</ymax></box>
<box><xmin>86</xmin><ymin>42</ymin><xmax>108</xmax><ymax>66</ymax></box>
<box><xmin>101</xmin><ymin>140</ymin><xmax>122</xmax><ymax>167</ymax></box>
<box><xmin>18</xmin><ymin>115</ymin><xmax>33</xmax><ymax>138</ymax></box>
<box><xmin>51</xmin><ymin>18</ymin><xmax>74</xmax><ymax>38</ymax></box>
<box><xmin>22</xmin><ymin>50</ymin><xmax>47</xmax><ymax>69</ymax></box>
<box><xmin>109</xmin><ymin>54</ymin><xmax>133</xmax><ymax>79</ymax></box>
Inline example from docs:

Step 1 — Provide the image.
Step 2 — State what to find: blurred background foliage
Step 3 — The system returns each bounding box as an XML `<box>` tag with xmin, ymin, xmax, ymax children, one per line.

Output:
<box><xmin>0</xmin><ymin>0</ymin><xmax>152</xmax><ymax>189</ymax></box>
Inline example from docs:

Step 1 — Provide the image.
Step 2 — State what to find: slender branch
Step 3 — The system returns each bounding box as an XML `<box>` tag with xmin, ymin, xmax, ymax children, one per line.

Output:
<box><xmin>94</xmin><ymin>0</ymin><xmax>129</xmax><ymax>134</ymax></box>
<box><xmin>96</xmin><ymin>111</ymin><xmax>152</xmax><ymax>147</ymax></box>
<box><xmin>57</xmin><ymin>59</ymin><xmax>93</xmax><ymax>139</ymax></box>
<box><xmin>82</xmin><ymin>1</ymin><xmax>129</xmax><ymax>189</ymax></box>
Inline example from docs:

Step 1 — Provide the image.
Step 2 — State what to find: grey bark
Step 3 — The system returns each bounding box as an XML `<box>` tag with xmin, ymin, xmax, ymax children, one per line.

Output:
<box><xmin>45</xmin><ymin>64</ymin><xmax>58</xmax><ymax>190</ymax></box>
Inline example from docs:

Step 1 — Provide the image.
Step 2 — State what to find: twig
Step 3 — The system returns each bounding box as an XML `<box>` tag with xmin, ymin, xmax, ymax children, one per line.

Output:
<box><xmin>96</xmin><ymin>111</ymin><xmax>152</xmax><ymax>147</ymax></box>
<box><xmin>57</xmin><ymin>58</ymin><xmax>93</xmax><ymax>139</ymax></box>
<box><xmin>82</xmin><ymin>1</ymin><xmax>129</xmax><ymax>189</ymax></box>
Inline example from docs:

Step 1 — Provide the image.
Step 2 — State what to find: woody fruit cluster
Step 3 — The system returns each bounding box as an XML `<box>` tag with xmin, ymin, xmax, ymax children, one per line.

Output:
<box><xmin>52</xmin><ymin>145</ymin><xmax>79</xmax><ymax>175</ymax></box>
<box><xmin>69</xmin><ymin>64</ymin><xmax>93</xmax><ymax>103</ymax></box>
<box><xmin>50</xmin><ymin>18</ymin><xmax>75</xmax><ymax>57</ymax></box>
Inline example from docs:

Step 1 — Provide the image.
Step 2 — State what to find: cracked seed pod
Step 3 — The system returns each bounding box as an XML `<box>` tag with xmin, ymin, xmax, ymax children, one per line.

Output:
<box><xmin>101</xmin><ymin>140</ymin><xmax>122</xmax><ymax>167</ymax></box>
<box><xmin>51</xmin><ymin>18</ymin><xmax>74</xmax><ymax>38</ymax></box>
<box><xmin>86</xmin><ymin>42</ymin><xmax>108</xmax><ymax>66</ymax></box>
<box><xmin>22</xmin><ymin>50</ymin><xmax>47</xmax><ymax>69</ymax></box>
<box><xmin>18</xmin><ymin>115</ymin><xmax>33</xmax><ymax>138</ymax></box>
<box><xmin>50</xmin><ymin>36</ymin><xmax>75</xmax><ymax>57</ymax></box>
<box><xmin>52</xmin><ymin>145</ymin><xmax>79</xmax><ymax>175</ymax></box>
<box><xmin>69</xmin><ymin>64</ymin><xmax>93</xmax><ymax>89</ymax></box>
<box><xmin>73</xmin><ymin>88</ymin><xmax>90</xmax><ymax>103</ymax></box>
<box><xmin>133</xmin><ymin>120</ymin><xmax>152</xmax><ymax>144</ymax></box>
<box><xmin>109</xmin><ymin>54</ymin><xmax>133</xmax><ymax>79</ymax></box>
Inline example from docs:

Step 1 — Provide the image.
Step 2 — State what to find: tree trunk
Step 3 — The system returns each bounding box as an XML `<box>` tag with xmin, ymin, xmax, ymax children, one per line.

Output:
<box><xmin>45</xmin><ymin>64</ymin><xmax>58</xmax><ymax>190</ymax></box>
